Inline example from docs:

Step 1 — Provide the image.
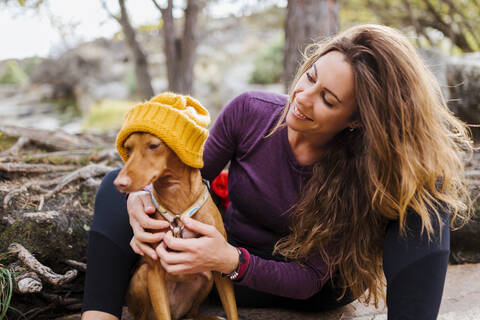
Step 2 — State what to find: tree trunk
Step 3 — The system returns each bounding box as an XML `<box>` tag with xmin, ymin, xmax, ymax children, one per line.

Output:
<box><xmin>118</xmin><ymin>0</ymin><xmax>154</xmax><ymax>100</ymax></box>
<box><xmin>180</xmin><ymin>0</ymin><xmax>201</xmax><ymax>94</ymax></box>
<box><xmin>284</xmin><ymin>0</ymin><xmax>339</xmax><ymax>91</ymax></box>
<box><xmin>158</xmin><ymin>0</ymin><xmax>202</xmax><ymax>94</ymax></box>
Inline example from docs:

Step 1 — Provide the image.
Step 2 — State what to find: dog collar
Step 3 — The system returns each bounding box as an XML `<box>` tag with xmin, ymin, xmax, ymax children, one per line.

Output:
<box><xmin>150</xmin><ymin>183</ymin><xmax>209</xmax><ymax>237</ymax></box>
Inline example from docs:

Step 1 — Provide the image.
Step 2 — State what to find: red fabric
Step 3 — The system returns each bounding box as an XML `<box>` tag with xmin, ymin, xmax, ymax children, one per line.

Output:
<box><xmin>236</xmin><ymin>247</ymin><xmax>250</xmax><ymax>281</ymax></box>
<box><xmin>211</xmin><ymin>170</ymin><xmax>230</xmax><ymax>210</ymax></box>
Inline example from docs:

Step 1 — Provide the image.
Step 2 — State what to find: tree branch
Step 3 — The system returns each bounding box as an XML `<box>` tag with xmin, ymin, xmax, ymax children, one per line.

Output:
<box><xmin>417</xmin><ymin>16</ymin><xmax>473</xmax><ymax>51</ymax></box>
<box><xmin>64</xmin><ymin>259</ymin><xmax>86</xmax><ymax>272</ymax></box>
<box><xmin>441</xmin><ymin>0</ymin><xmax>480</xmax><ymax>47</ymax></box>
<box><xmin>0</xmin><ymin>162</ymin><xmax>77</xmax><ymax>173</ymax></box>
<box><xmin>0</xmin><ymin>136</ymin><xmax>30</xmax><ymax>156</ymax></box>
<box><xmin>8</xmin><ymin>243</ymin><xmax>78</xmax><ymax>286</ymax></box>
<box><xmin>151</xmin><ymin>0</ymin><xmax>164</xmax><ymax>12</ymax></box>
<box><xmin>420</xmin><ymin>0</ymin><xmax>474</xmax><ymax>51</ymax></box>
<box><xmin>100</xmin><ymin>0</ymin><xmax>120</xmax><ymax>23</ymax></box>
<box><xmin>44</xmin><ymin>163</ymin><xmax>114</xmax><ymax>198</ymax></box>
<box><xmin>401</xmin><ymin>0</ymin><xmax>424</xmax><ymax>47</ymax></box>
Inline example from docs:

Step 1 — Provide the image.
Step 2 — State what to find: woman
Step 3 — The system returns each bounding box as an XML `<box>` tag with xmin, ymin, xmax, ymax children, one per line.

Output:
<box><xmin>82</xmin><ymin>24</ymin><xmax>473</xmax><ymax>319</ymax></box>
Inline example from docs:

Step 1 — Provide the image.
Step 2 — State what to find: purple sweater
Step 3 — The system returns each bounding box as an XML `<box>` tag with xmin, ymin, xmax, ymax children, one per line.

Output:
<box><xmin>200</xmin><ymin>91</ymin><xmax>329</xmax><ymax>299</ymax></box>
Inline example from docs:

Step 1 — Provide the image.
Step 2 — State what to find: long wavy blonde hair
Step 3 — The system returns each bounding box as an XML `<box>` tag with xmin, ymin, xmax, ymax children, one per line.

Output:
<box><xmin>273</xmin><ymin>24</ymin><xmax>474</xmax><ymax>306</ymax></box>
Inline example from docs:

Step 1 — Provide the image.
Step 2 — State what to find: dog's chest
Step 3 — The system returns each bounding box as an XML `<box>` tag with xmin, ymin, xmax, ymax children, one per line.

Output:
<box><xmin>166</xmin><ymin>271</ymin><xmax>212</xmax><ymax>319</ymax></box>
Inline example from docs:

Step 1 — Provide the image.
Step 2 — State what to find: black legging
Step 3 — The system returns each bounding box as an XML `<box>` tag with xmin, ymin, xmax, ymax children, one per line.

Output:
<box><xmin>82</xmin><ymin>169</ymin><xmax>355</xmax><ymax>318</ymax></box>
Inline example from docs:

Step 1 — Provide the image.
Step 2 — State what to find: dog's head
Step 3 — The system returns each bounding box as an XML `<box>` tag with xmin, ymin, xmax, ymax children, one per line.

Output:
<box><xmin>113</xmin><ymin>92</ymin><xmax>211</xmax><ymax>193</ymax></box>
<box><xmin>114</xmin><ymin>132</ymin><xmax>184</xmax><ymax>193</ymax></box>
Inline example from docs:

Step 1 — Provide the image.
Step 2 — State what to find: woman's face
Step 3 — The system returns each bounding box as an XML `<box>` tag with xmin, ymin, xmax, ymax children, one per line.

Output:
<box><xmin>286</xmin><ymin>51</ymin><xmax>358</xmax><ymax>141</ymax></box>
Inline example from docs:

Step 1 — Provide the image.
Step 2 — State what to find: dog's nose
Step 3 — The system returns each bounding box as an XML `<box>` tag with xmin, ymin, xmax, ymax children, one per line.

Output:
<box><xmin>114</xmin><ymin>176</ymin><xmax>132</xmax><ymax>191</ymax></box>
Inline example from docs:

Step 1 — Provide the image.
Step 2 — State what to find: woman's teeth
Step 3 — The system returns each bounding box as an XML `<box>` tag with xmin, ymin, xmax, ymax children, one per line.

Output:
<box><xmin>293</xmin><ymin>105</ymin><xmax>310</xmax><ymax>120</ymax></box>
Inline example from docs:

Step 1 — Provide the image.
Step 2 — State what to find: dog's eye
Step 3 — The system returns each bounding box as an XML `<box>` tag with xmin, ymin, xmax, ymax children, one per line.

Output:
<box><xmin>125</xmin><ymin>147</ymin><xmax>131</xmax><ymax>153</ymax></box>
<box><xmin>149</xmin><ymin>144</ymin><xmax>159</xmax><ymax>150</ymax></box>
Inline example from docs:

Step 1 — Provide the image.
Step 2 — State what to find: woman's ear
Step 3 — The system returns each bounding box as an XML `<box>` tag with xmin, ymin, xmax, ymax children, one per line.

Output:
<box><xmin>349</xmin><ymin>120</ymin><xmax>361</xmax><ymax>129</ymax></box>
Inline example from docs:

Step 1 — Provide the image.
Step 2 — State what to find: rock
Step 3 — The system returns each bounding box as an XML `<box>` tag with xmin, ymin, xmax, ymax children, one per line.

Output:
<box><xmin>448</xmin><ymin>154</ymin><xmax>480</xmax><ymax>264</ymax></box>
<box><xmin>29</xmin><ymin>38</ymin><xmax>131</xmax><ymax>115</ymax></box>
<box><xmin>446</xmin><ymin>54</ymin><xmax>480</xmax><ymax>141</ymax></box>
<box><xmin>418</xmin><ymin>48</ymin><xmax>450</xmax><ymax>100</ymax></box>
<box><xmin>450</xmin><ymin>181</ymin><xmax>480</xmax><ymax>264</ymax></box>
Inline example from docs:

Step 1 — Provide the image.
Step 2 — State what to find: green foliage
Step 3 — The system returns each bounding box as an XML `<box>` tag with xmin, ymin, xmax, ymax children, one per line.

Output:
<box><xmin>343</xmin><ymin>0</ymin><xmax>480</xmax><ymax>53</ymax></box>
<box><xmin>0</xmin><ymin>133</ymin><xmax>18</xmax><ymax>152</ymax></box>
<box><xmin>113</xmin><ymin>21</ymin><xmax>163</xmax><ymax>41</ymax></box>
<box><xmin>82</xmin><ymin>99</ymin><xmax>138</xmax><ymax>132</ymax></box>
<box><xmin>339</xmin><ymin>0</ymin><xmax>380</xmax><ymax>28</ymax></box>
<box><xmin>46</xmin><ymin>97</ymin><xmax>81</xmax><ymax>120</ymax></box>
<box><xmin>250</xmin><ymin>33</ymin><xmax>284</xmax><ymax>84</ymax></box>
<box><xmin>0</xmin><ymin>253</ymin><xmax>21</xmax><ymax>320</ymax></box>
<box><xmin>22</xmin><ymin>57</ymin><xmax>41</xmax><ymax>76</ymax></box>
<box><xmin>137</xmin><ymin>21</ymin><xmax>163</xmax><ymax>34</ymax></box>
<box><xmin>13</xmin><ymin>0</ymin><xmax>43</xmax><ymax>7</ymax></box>
<box><xmin>244</xmin><ymin>5</ymin><xmax>286</xmax><ymax>29</ymax></box>
<box><xmin>0</xmin><ymin>61</ymin><xmax>28</xmax><ymax>85</ymax></box>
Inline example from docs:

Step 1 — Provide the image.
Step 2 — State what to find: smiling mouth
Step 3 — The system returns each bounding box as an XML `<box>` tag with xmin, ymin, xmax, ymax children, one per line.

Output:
<box><xmin>292</xmin><ymin>104</ymin><xmax>312</xmax><ymax>121</ymax></box>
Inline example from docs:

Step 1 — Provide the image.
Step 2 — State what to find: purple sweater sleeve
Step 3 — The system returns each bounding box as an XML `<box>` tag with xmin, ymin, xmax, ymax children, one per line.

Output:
<box><xmin>237</xmin><ymin>253</ymin><xmax>328</xmax><ymax>299</ymax></box>
<box><xmin>200</xmin><ymin>94</ymin><xmax>241</xmax><ymax>181</ymax></box>
<box><xmin>201</xmin><ymin>92</ymin><xmax>328</xmax><ymax>299</ymax></box>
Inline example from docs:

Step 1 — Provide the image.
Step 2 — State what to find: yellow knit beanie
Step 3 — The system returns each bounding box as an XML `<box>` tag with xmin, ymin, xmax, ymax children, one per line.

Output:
<box><xmin>116</xmin><ymin>92</ymin><xmax>210</xmax><ymax>168</ymax></box>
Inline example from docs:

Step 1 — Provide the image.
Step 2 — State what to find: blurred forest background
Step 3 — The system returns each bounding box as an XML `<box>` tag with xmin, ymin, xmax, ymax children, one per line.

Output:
<box><xmin>0</xmin><ymin>0</ymin><xmax>479</xmax><ymax>133</ymax></box>
<box><xmin>0</xmin><ymin>0</ymin><xmax>479</xmax><ymax>319</ymax></box>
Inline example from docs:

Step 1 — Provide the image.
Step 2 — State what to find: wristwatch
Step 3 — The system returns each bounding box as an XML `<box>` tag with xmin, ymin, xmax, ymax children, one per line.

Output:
<box><xmin>223</xmin><ymin>247</ymin><xmax>250</xmax><ymax>281</ymax></box>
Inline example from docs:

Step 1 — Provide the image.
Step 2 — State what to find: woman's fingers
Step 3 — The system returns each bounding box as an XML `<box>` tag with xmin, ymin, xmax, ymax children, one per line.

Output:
<box><xmin>131</xmin><ymin>220</ymin><xmax>165</xmax><ymax>243</ymax></box>
<box><xmin>156</xmin><ymin>240</ymin><xmax>191</xmax><ymax>265</ymax></box>
<box><xmin>130</xmin><ymin>237</ymin><xmax>158</xmax><ymax>260</ymax></box>
<box><xmin>126</xmin><ymin>191</ymin><xmax>171</xmax><ymax>261</ymax></box>
<box><xmin>129</xmin><ymin>237</ymin><xmax>142</xmax><ymax>255</ymax></box>
<box><xmin>138</xmin><ymin>191</ymin><xmax>156</xmax><ymax>214</ymax></box>
<box><xmin>157</xmin><ymin>242</ymin><xmax>194</xmax><ymax>274</ymax></box>
<box><xmin>127</xmin><ymin>191</ymin><xmax>169</xmax><ymax>230</ymax></box>
<box><xmin>155</xmin><ymin>227</ymin><xmax>235</xmax><ymax>274</ymax></box>
<box><xmin>162</xmin><ymin>230</ymin><xmax>199</xmax><ymax>252</ymax></box>
<box><xmin>160</xmin><ymin>260</ymin><xmax>190</xmax><ymax>275</ymax></box>
<box><xmin>182</xmin><ymin>217</ymin><xmax>217</xmax><ymax>236</ymax></box>
<box><xmin>127</xmin><ymin>191</ymin><xmax>153</xmax><ymax>212</ymax></box>
<box><xmin>137</xmin><ymin>213</ymin><xmax>170</xmax><ymax>230</ymax></box>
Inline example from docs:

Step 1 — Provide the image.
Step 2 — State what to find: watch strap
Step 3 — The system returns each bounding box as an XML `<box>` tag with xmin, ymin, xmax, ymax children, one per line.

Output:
<box><xmin>223</xmin><ymin>247</ymin><xmax>250</xmax><ymax>281</ymax></box>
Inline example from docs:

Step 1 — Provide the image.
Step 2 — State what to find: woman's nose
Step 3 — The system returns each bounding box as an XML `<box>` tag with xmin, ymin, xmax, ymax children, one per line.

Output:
<box><xmin>295</xmin><ymin>89</ymin><xmax>314</xmax><ymax>109</ymax></box>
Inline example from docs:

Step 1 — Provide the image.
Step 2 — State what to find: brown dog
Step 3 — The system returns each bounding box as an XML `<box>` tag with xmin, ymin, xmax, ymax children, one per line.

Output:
<box><xmin>114</xmin><ymin>132</ymin><xmax>238</xmax><ymax>320</ymax></box>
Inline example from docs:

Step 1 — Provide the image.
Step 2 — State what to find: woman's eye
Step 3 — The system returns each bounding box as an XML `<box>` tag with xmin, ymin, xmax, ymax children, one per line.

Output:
<box><xmin>306</xmin><ymin>71</ymin><xmax>315</xmax><ymax>83</ymax></box>
<box><xmin>322</xmin><ymin>92</ymin><xmax>334</xmax><ymax>107</ymax></box>
<box><xmin>149</xmin><ymin>144</ymin><xmax>159</xmax><ymax>150</ymax></box>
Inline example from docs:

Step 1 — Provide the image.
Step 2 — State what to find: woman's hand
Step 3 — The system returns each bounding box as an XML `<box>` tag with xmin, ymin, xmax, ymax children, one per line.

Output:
<box><xmin>127</xmin><ymin>191</ymin><xmax>170</xmax><ymax>260</ymax></box>
<box><xmin>156</xmin><ymin>217</ymin><xmax>239</xmax><ymax>275</ymax></box>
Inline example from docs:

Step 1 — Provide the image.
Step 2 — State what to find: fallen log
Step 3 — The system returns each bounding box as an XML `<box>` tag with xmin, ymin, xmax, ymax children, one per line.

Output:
<box><xmin>0</xmin><ymin>124</ymin><xmax>95</xmax><ymax>151</ymax></box>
